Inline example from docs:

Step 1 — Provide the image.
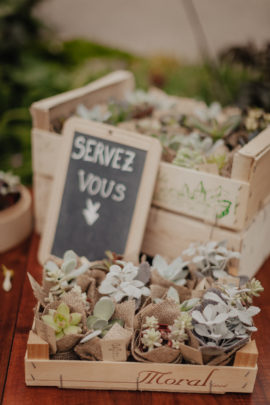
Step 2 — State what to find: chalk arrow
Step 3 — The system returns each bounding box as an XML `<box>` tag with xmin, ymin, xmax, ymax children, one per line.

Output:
<box><xmin>82</xmin><ymin>198</ymin><xmax>101</xmax><ymax>226</ymax></box>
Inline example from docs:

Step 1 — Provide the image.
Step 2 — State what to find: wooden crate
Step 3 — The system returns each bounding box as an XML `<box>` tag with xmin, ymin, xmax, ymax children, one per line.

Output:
<box><xmin>25</xmin><ymin>331</ymin><xmax>258</xmax><ymax>393</ymax></box>
<box><xmin>30</xmin><ymin>70</ymin><xmax>270</xmax><ymax>276</ymax></box>
<box><xmin>31</xmin><ymin>70</ymin><xmax>270</xmax><ymax>235</ymax></box>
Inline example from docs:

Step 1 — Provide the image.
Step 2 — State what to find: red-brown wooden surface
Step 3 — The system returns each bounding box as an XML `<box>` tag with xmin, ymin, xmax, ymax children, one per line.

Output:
<box><xmin>1</xmin><ymin>233</ymin><xmax>270</xmax><ymax>405</ymax></box>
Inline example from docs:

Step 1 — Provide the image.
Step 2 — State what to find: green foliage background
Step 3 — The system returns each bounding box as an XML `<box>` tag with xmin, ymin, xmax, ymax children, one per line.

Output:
<box><xmin>0</xmin><ymin>0</ymin><xmax>265</xmax><ymax>184</ymax></box>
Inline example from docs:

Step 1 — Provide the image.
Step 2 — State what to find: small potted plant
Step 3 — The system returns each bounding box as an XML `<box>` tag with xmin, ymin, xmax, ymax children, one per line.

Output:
<box><xmin>0</xmin><ymin>171</ymin><xmax>32</xmax><ymax>252</ymax></box>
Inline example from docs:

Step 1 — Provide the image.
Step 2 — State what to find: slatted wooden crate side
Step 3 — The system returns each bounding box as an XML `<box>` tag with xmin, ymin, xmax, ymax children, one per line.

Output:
<box><xmin>30</xmin><ymin>70</ymin><xmax>135</xmax><ymax>131</ymax></box>
<box><xmin>25</xmin><ymin>332</ymin><xmax>258</xmax><ymax>393</ymax></box>
<box><xmin>231</xmin><ymin>126</ymin><xmax>270</xmax><ymax>224</ymax></box>
<box><xmin>142</xmin><ymin>197</ymin><xmax>270</xmax><ymax>278</ymax></box>
<box><xmin>152</xmin><ymin>162</ymin><xmax>250</xmax><ymax>231</ymax></box>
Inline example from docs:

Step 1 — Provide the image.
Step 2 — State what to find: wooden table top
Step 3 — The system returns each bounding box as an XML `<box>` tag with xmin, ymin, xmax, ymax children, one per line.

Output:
<box><xmin>1</xmin><ymin>233</ymin><xmax>270</xmax><ymax>405</ymax></box>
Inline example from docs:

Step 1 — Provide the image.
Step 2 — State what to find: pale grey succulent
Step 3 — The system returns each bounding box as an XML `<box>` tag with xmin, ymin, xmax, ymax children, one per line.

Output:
<box><xmin>76</xmin><ymin>103</ymin><xmax>112</xmax><ymax>123</ymax></box>
<box><xmin>98</xmin><ymin>262</ymin><xmax>150</xmax><ymax>302</ymax></box>
<box><xmin>194</xmin><ymin>102</ymin><xmax>222</xmax><ymax>123</ymax></box>
<box><xmin>44</xmin><ymin>250</ymin><xmax>89</xmax><ymax>302</ymax></box>
<box><xmin>192</xmin><ymin>287</ymin><xmax>261</xmax><ymax>347</ymax></box>
<box><xmin>183</xmin><ymin>240</ymin><xmax>240</xmax><ymax>279</ymax></box>
<box><xmin>152</xmin><ymin>254</ymin><xmax>189</xmax><ymax>286</ymax></box>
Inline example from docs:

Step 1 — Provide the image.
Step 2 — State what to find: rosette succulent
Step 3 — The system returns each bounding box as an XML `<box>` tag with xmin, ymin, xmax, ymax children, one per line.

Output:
<box><xmin>183</xmin><ymin>240</ymin><xmax>240</xmax><ymax>279</ymax></box>
<box><xmin>44</xmin><ymin>250</ymin><xmax>89</xmax><ymax>301</ymax></box>
<box><xmin>192</xmin><ymin>284</ymin><xmax>261</xmax><ymax>347</ymax></box>
<box><xmin>42</xmin><ymin>302</ymin><xmax>82</xmax><ymax>340</ymax></box>
<box><xmin>98</xmin><ymin>262</ymin><xmax>150</xmax><ymax>302</ymax></box>
<box><xmin>152</xmin><ymin>255</ymin><xmax>189</xmax><ymax>286</ymax></box>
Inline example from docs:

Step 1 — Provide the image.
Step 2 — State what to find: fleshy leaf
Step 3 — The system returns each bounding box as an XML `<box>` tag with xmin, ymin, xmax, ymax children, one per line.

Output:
<box><xmin>61</xmin><ymin>259</ymin><xmax>77</xmax><ymax>274</ymax></box>
<box><xmin>192</xmin><ymin>310</ymin><xmax>206</xmax><ymax>324</ymax></box>
<box><xmin>70</xmin><ymin>312</ymin><xmax>82</xmax><ymax>325</ymax></box>
<box><xmin>63</xmin><ymin>325</ymin><xmax>82</xmax><ymax>335</ymax></box>
<box><xmin>92</xmin><ymin>319</ymin><xmax>108</xmax><ymax>330</ymax></box>
<box><xmin>57</xmin><ymin>302</ymin><xmax>70</xmax><ymax>318</ymax></box>
<box><xmin>93</xmin><ymin>297</ymin><xmax>115</xmax><ymax>321</ymax></box>
<box><xmin>63</xmin><ymin>250</ymin><xmax>78</xmax><ymax>262</ymax></box>
<box><xmin>167</xmin><ymin>286</ymin><xmax>180</xmax><ymax>303</ymax></box>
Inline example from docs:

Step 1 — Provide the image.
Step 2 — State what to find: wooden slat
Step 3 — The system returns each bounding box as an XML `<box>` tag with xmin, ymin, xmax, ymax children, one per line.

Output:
<box><xmin>234</xmin><ymin>341</ymin><xmax>258</xmax><ymax>368</ymax></box>
<box><xmin>153</xmin><ymin>162</ymin><xmax>249</xmax><ymax>230</ymax></box>
<box><xmin>231</xmin><ymin>126</ymin><xmax>270</xmax><ymax>223</ymax></box>
<box><xmin>27</xmin><ymin>331</ymin><xmax>49</xmax><ymax>360</ymax></box>
<box><xmin>24</xmin><ymin>356</ymin><xmax>257</xmax><ymax>393</ymax></box>
<box><xmin>31</xmin><ymin>71</ymin><xmax>135</xmax><ymax>130</ymax></box>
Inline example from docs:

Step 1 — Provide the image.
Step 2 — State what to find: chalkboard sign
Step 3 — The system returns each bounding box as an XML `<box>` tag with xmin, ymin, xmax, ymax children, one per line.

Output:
<box><xmin>39</xmin><ymin>117</ymin><xmax>161</xmax><ymax>263</ymax></box>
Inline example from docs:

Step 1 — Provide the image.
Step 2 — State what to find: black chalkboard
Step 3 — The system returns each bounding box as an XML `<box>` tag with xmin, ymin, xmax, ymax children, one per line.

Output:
<box><xmin>39</xmin><ymin>118</ymin><xmax>161</xmax><ymax>263</ymax></box>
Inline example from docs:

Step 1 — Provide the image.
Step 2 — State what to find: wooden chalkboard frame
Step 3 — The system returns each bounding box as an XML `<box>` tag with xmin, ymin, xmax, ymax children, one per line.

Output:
<box><xmin>38</xmin><ymin>117</ymin><xmax>162</xmax><ymax>264</ymax></box>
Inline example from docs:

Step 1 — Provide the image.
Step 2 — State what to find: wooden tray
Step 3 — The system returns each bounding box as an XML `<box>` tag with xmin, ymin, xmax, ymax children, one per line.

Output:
<box><xmin>25</xmin><ymin>331</ymin><xmax>258</xmax><ymax>394</ymax></box>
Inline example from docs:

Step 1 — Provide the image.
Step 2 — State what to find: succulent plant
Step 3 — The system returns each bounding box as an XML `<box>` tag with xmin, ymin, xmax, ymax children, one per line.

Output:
<box><xmin>44</xmin><ymin>250</ymin><xmax>89</xmax><ymax>302</ymax></box>
<box><xmin>194</xmin><ymin>102</ymin><xmax>222</xmax><ymax>123</ymax></box>
<box><xmin>168</xmin><ymin>312</ymin><xmax>193</xmax><ymax>349</ymax></box>
<box><xmin>152</xmin><ymin>255</ymin><xmax>189</xmax><ymax>286</ymax></box>
<box><xmin>76</xmin><ymin>103</ymin><xmax>112</xmax><ymax>123</ymax></box>
<box><xmin>42</xmin><ymin>302</ymin><xmax>82</xmax><ymax>340</ymax></box>
<box><xmin>98</xmin><ymin>262</ymin><xmax>150</xmax><ymax>302</ymax></box>
<box><xmin>141</xmin><ymin>312</ymin><xmax>192</xmax><ymax>352</ymax></box>
<box><xmin>0</xmin><ymin>171</ymin><xmax>21</xmax><ymax>210</ymax></box>
<box><xmin>192</xmin><ymin>286</ymin><xmax>261</xmax><ymax>347</ymax></box>
<box><xmin>141</xmin><ymin>328</ymin><xmax>162</xmax><ymax>351</ymax></box>
<box><xmin>183</xmin><ymin>240</ymin><xmax>240</xmax><ymax>279</ymax></box>
<box><xmin>172</xmin><ymin>147</ymin><xmax>205</xmax><ymax>169</ymax></box>
<box><xmin>142</xmin><ymin>316</ymin><xmax>159</xmax><ymax>330</ymax></box>
<box><xmin>184</xmin><ymin>112</ymin><xmax>242</xmax><ymax>141</ymax></box>
<box><xmin>80</xmin><ymin>297</ymin><xmax>124</xmax><ymax>343</ymax></box>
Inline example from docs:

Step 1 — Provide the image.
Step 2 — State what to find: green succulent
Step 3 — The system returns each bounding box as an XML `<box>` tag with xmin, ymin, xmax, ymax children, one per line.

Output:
<box><xmin>183</xmin><ymin>115</ymin><xmax>242</xmax><ymax>141</ymax></box>
<box><xmin>86</xmin><ymin>297</ymin><xmax>124</xmax><ymax>339</ymax></box>
<box><xmin>42</xmin><ymin>302</ymin><xmax>82</xmax><ymax>340</ymax></box>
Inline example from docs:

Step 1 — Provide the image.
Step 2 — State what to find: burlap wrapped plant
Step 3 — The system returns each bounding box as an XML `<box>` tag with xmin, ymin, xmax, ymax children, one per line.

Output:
<box><xmin>34</xmin><ymin>290</ymin><xmax>87</xmax><ymax>355</ymax></box>
<box><xmin>131</xmin><ymin>299</ymin><xmax>193</xmax><ymax>363</ymax></box>
<box><xmin>151</xmin><ymin>255</ymin><xmax>198</xmax><ymax>302</ymax></box>
<box><xmin>74</xmin><ymin>299</ymin><xmax>135</xmax><ymax>361</ymax></box>
<box><xmin>186</xmin><ymin>286</ymin><xmax>261</xmax><ymax>366</ymax></box>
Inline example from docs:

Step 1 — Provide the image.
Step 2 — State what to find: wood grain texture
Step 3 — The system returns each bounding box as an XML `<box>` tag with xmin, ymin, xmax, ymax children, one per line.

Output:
<box><xmin>0</xmin><ymin>237</ymin><xmax>30</xmax><ymax>402</ymax></box>
<box><xmin>1</xmin><ymin>234</ymin><xmax>270</xmax><ymax>404</ymax></box>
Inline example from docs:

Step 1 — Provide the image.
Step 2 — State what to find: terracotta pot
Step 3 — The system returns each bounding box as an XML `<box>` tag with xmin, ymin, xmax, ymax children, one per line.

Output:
<box><xmin>0</xmin><ymin>185</ymin><xmax>33</xmax><ymax>253</ymax></box>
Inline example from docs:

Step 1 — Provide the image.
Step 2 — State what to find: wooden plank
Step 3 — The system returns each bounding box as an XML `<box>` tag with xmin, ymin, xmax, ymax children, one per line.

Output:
<box><xmin>27</xmin><ymin>331</ymin><xmax>49</xmax><ymax>360</ymax></box>
<box><xmin>239</xmin><ymin>196</ymin><xmax>270</xmax><ymax>278</ymax></box>
<box><xmin>32</xmin><ymin>129</ymin><xmax>61</xmax><ymax>177</ymax></box>
<box><xmin>153</xmin><ymin>163</ymin><xmax>250</xmax><ymax>231</ymax></box>
<box><xmin>234</xmin><ymin>341</ymin><xmax>258</xmax><ymax>368</ymax></box>
<box><xmin>231</xmin><ymin>127</ymin><xmax>270</xmax><ymax>223</ymax></box>
<box><xmin>33</xmin><ymin>174</ymin><xmax>52</xmax><ymax>234</ymax></box>
<box><xmin>0</xmin><ymin>237</ymin><xmax>30</xmax><ymax>401</ymax></box>
<box><xmin>24</xmin><ymin>354</ymin><xmax>257</xmax><ymax>393</ymax></box>
<box><xmin>31</xmin><ymin>70</ymin><xmax>135</xmax><ymax>131</ymax></box>
<box><xmin>142</xmin><ymin>206</ymin><xmax>242</xmax><ymax>262</ymax></box>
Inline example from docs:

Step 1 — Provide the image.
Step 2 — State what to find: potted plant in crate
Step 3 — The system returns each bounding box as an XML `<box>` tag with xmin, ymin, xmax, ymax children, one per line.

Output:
<box><xmin>0</xmin><ymin>171</ymin><xmax>32</xmax><ymax>252</ymax></box>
